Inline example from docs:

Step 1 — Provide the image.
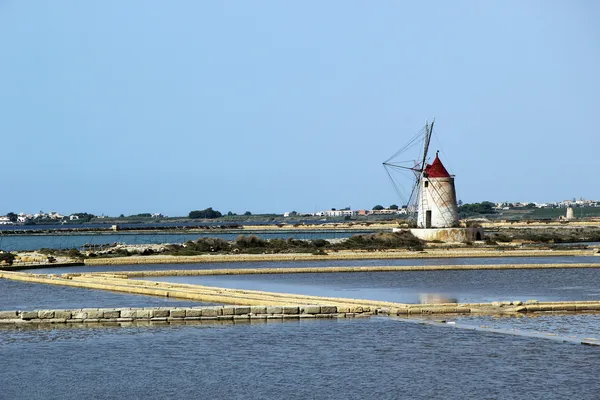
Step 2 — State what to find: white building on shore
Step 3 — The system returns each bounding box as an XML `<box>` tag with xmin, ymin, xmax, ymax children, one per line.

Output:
<box><xmin>0</xmin><ymin>216</ymin><xmax>14</xmax><ymax>225</ymax></box>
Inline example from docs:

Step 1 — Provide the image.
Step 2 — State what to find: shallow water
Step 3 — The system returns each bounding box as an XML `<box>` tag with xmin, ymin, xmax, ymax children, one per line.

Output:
<box><xmin>449</xmin><ymin>313</ymin><xmax>600</xmax><ymax>339</ymax></box>
<box><xmin>137</xmin><ymin>267</ymin><xmax>600</xmax><ymax>304</ymax></box>
<box><xmin>22</xmin><ymin>255</ymin><xmax>600</xmax><ymax>275</ymax></box>
<box><xmin>0</xmin><ymin>318</ymin><xmax>598</xmax><ymax>400</ymax></box>
<box><xmin>0</xmin><ymin>280</ymin><xmax>207</xmax><ymax>311</ymax></box>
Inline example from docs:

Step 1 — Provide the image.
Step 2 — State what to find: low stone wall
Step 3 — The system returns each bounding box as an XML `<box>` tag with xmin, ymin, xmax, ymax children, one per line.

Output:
<box><xmin>2</xmin><ymin>301</ymin><xmax>599</xmax><ymax>328</ymax></box>
<box><xmin>408</xmin><ymin>227</ymin><xmax>485</xmax><ymax>243</ymax></box>
<box><xmin>376</xmin><ymin>300</ymin><xmax>600</xmax><ymax>316</ymax></box>
<box><xmin>0</xmin><ymin>305</ymin><xmax>368</xmax><ymax>325</ymax></box>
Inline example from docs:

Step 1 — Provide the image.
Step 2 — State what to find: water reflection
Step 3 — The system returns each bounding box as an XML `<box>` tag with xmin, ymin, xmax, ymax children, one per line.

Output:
<box><xmin>137</xmin><ymin>267</ymin><xmax>600</xmax><ymax>304</ymax></box>
<box><xmin>418</xmin><ymin>293</ymin><xmax>458</xmax><ymax>304</ymax></box>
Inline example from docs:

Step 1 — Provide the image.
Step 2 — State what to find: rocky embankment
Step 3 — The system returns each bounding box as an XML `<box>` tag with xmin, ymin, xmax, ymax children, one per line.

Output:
<box><xmin>0</xmin><ymin>305</ymin><xmax>364</xmax><ymax>325</ymax></box>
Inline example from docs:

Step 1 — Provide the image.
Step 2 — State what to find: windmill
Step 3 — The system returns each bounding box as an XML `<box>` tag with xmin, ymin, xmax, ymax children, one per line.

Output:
<box><xmin>383</xmin><ymin>120</ymin><xmax>459</xmax><ymax>228</ymax></box>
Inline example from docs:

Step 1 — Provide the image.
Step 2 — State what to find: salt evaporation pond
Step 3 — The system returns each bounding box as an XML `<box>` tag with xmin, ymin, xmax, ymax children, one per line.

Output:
<box><xmin>0</xmin><ymin>280</ymin><xmax>208</xmax><ymax>311</ymax></box>
<box><xmin>21</xmin><ymin>255</ymin><xmax>600</xmax><ymax>275</ymax></box>
<box><xmin>136</xmin><ymin>267</ymin><xmax>600</xmax><ymax>304</ymax></box>
<box><xmin>0</xmin><ymin>318</ymin><xmax>598</xmax><ymax>400</ymax></box>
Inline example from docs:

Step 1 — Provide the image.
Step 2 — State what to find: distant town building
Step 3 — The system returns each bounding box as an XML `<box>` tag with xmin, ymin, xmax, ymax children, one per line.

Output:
<box><xmin>291</xmin><ymin>207</ymin><xmax>407</xmax><ymax>218</ymax></box>
<box><xmin>494</xmin><ymin>198</ymin><xmax>599</xmax><ymax>210</ymax></box>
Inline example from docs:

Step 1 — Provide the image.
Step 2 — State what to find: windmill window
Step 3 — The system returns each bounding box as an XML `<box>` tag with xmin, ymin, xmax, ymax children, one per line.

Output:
<box><xmin>424</xmin><ymin>181</ymin><xmax>429</xmax><ymax>188</ymax></box>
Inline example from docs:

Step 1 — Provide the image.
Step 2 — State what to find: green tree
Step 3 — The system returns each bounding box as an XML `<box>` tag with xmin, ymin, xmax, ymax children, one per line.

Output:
<box><xmin>0</xmin><ymin>252</ymin><xmax>15</xmax><ymax>265</ymax></box>
<box><xmin>389</xmin><ymin>204</ymin><xmax>398</xmax><ymax>210</ymax></box>
<box><xmin>73</xmin><ymin>212</ymin><xmax>96</xmax><ymax>222</ymax></box>
<box><xmin>6</xmin><ymin>212</ymin><xmax>17</xmax><ymax>222</ymax></box>
<box><xmin>244</xmin><ymin>211</ymin><xmax>252</xmax><ymax>216</ymax></box>
<box><xmin>67</xmin><ymin>248</ymin><xmax>83</xmax><ymax>259</ymax></box>
<box><xmin>458</xmin><ymin>201</ymin><xmax>496</xmax><ymax>215</ymax></box>
<box><xmin>189</xmin><ymin>208</ymin><xmax>222</xmax><ymax>219</ymax></box>
<box><xmin>372</xmin><ymin>205</ymin><xmax>384</xmax><ymax>210</ymax></box>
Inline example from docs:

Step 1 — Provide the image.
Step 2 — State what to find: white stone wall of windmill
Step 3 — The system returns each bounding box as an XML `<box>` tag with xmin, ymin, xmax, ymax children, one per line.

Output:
<box><xmin>416</xmin><ymin>151</ymin><xmax>459</xmax><ymax>229</ymax></box>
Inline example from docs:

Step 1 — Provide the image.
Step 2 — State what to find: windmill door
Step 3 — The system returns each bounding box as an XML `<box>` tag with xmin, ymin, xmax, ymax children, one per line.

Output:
<box><xmin>425</xmin><ymin>210</ymin><xmax>432</xmax><ymax>228</ymax></box>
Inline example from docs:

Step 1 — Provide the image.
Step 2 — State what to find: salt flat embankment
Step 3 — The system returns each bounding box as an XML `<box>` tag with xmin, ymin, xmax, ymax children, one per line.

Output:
<box><xmin>83</xmin><ymin>263</ymin><xmax>600</xmax><ymax>277</ymax></box>
<box><xmin>2</xmin><ymin>270</ymin><xmax>600</xmax><ymax>317</ymax></box>
<box><xmin>82</xmin><ymin>248</ymin><xmax>596</xmax><ymax>266</ymax></box>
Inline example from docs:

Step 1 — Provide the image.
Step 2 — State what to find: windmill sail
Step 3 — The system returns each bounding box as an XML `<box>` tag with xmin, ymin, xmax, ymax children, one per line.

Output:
<box><xmin>382</xmin><ymin>120</ymin><xmax>435</xmax><ymax>223</ymax></box>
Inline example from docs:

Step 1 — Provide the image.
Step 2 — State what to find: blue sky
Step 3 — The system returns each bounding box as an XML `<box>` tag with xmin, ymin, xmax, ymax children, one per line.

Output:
<box><xmin>1</xmin><ymin>1</ymin><xmax>598</xmax><ymax>216</ymax></box>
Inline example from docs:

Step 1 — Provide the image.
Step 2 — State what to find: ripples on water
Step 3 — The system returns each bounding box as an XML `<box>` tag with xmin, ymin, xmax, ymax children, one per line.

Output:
<box><xmin>451</xmin><ymin>313</ymin><xmax>600</xmax><ymax>339</ymax></box>
<box><xmin>0</xmin><ymin>318</ymin><xmax>599</xmax><ymax>400</ymax></box>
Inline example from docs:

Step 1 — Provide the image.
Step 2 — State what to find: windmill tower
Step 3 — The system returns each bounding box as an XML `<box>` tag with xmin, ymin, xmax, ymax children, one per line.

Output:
<box><xmin>417</xmin><ymin>151</ymin><xmax>459</xmax><ymax>228</ymax></box>
<box><xmin>565</xmin><ymin>206</ymin><xmax>575</xmax><ymax>221</ymax></box>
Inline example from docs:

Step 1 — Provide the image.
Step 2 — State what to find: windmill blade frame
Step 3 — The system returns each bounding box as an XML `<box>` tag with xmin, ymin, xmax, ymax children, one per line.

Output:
<box><xmin>382</xmin><ymin>120</ymin><xmax>435</xmax><ymax>224</ymax></box>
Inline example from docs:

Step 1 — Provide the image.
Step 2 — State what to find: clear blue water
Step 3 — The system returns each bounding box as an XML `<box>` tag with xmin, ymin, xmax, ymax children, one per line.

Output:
<box><xmin>0</xmin><ymin>318</ymin><xmax>598</xmax><ymax>400</ymax></box>
<box><xmin>449</xmin><ymin>314</ymin><xmax>600</xmax><ymax>339</ymax></box>
<box><xmin>0</xmin><ymin>230</ymin><xmax>366</xmax><ymax>251</ymax></box>
<box><xmin>135</xmin><ymin>267</ymin><xmax>600</xmax><ymax>304</ymax></box>
<box><xmin>0</xmin><ymin>280</ymin><xmax>207</xmax><ymax>311</ymax></box>
<box><xmin>0</xmin><ymin>222</ymin><xmax>241</xmax><ymax>231</ymax></box>
<box><xmin>21</xmin><ymin>255</ymin><xmax>600</xmax><ymax>275</ymax></box>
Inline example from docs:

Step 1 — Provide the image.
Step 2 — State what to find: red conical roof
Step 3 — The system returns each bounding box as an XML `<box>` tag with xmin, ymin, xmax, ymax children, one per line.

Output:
<box><xmin>425</xmin><ymin>153</ymin><xmax>451</xmax><ymax>178</ymax></box>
